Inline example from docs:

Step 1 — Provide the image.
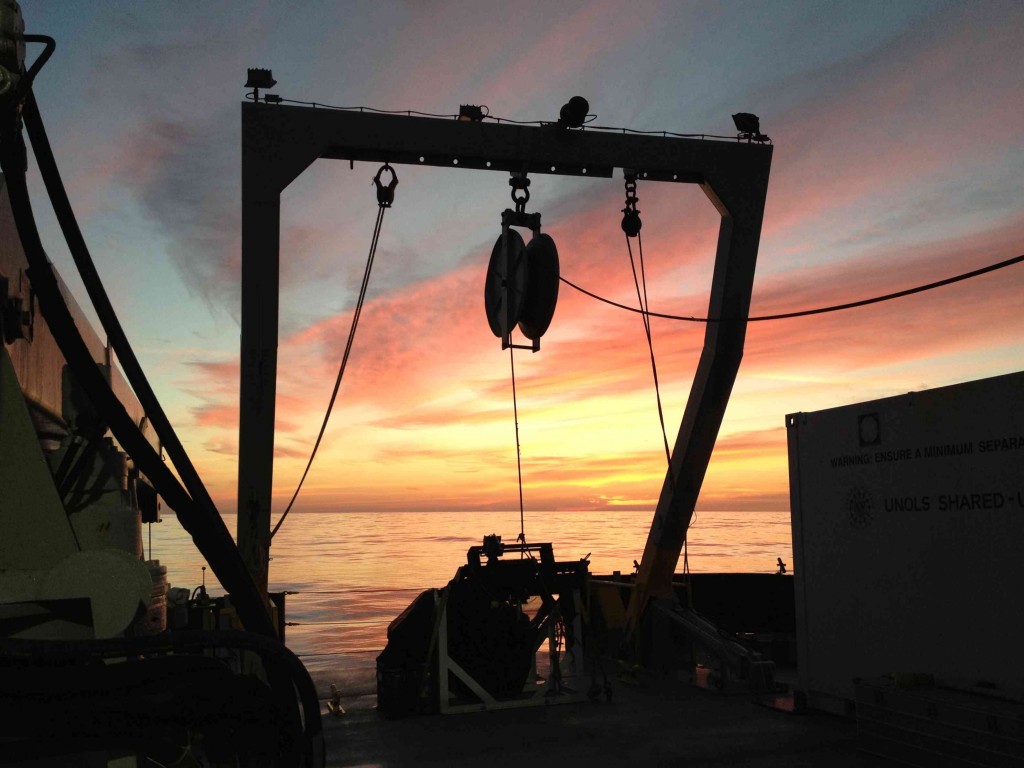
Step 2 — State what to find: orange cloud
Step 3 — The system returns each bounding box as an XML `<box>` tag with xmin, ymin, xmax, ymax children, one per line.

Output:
<box><xmin>185</xmin><ymin>187</ymin><xmax>1023</xmax><ymax>516</ymax></box>
<box><xmin>173</xmin><ymin>6</ymin><xmax>1024</xmax><ymax>517</ymax></box>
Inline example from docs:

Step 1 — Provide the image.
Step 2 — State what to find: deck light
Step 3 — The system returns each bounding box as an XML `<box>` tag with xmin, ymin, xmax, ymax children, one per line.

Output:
<box><xmin>245</xmin><ymin>68</ymin><xmax>276</xmax><ymax>90</ymax></box>
<box><xmin>732</xmin><ymin>112</ymin><xmax>759</xmax><ymax>135</ymax></box>
<box><xmin>558</xmin><ymin>96</ymin><xmax>590</xmax><ymax>128</ymax></box>
<box><xmin>732</xmin><ymin>112</ymin><xmax>770</xmax><ymax>143</ymax></box>
<box><xmin>459</xmin><ymin>104</ymin><xmax>485</xmax><ymax>122</ymax></box>
<box><xmin>245</xmin><ymin>67</ymin><xmax>277</xmax><ymax>103</ymax></box>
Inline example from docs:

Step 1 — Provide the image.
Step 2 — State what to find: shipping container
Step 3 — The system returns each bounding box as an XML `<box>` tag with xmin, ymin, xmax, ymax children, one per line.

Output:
<box><xmin>786</xmin><ymin>371</ymin><xmax>1024</xmax><ymax>711</ymax></box>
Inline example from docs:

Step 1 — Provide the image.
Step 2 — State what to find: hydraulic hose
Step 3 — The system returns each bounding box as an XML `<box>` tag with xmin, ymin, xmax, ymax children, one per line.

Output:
<box><xmin>21</xmin><ymin>93</ymin><xmax>228</xmax><ymax>560</ymax></box>
<box><xmin>0</xmin><ymin>630</ymin><xmax>324</xmax><ymax>767</ymax></box>
<box><xmin>0</xmin><ymin>123</ymin><xmax>276</xmax><ymax>638</ymax></box>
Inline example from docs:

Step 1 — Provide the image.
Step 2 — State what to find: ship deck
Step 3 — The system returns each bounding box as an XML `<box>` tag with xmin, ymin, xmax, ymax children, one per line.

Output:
<box><xmin>322</xmin><ymin>670</ymin><xmax>888</xmax><ymax>767</ymax></box>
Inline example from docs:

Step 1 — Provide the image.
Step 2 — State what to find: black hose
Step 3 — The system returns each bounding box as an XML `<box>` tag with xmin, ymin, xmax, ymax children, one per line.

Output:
<box><xmin>8</xmin><ymin>34</ymin><xmax>56</xmax><ymax>105</ymax></box>
<box><xmin>20</xmin><ymin>35</ymin><xmax>56</xmax><ymax>83</ymax></box>
<box><xmin>19</xmin><ymin>91</ymin><xmax>246</xmax><ymax>563</ymax></box>
<box><xmin>22</xmin><ymin>90</ymin><xmax>222</xmax><ymax>526</ymax></box>
<box><xmin>0</xmin><ymin>125</ymin><xmax>275</xmax><ymax>638</ymax></box>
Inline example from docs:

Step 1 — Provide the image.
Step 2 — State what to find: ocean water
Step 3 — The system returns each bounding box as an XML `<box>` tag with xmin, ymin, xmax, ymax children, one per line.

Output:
<box><xmin>148</xmin><ymin>509</ymin><xmax>792</xmax><ymax>696</ymax></box>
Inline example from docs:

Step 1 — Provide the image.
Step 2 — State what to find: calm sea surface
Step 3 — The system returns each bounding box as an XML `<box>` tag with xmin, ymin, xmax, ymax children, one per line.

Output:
<box><xmin>149</xmin><ymin>509</ymin><xmax>792</xmax><ymax>696</ymax></box>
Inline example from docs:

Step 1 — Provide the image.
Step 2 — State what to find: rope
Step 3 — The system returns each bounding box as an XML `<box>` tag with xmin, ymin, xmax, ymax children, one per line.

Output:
<box><xmin>510</xmin><ymin>346</ymin><xmax>526</xmax><ymax>548</ymax></box>
<box><xmin>560</xmin><ymin>254</ymin><xmax>1024</xmax><ymax>323</ymax></box>
<box><xmin>621</xmin><ymin>190</ymin><xmax>694</xmax><ymax>596</ymax></box>
<box><xmin>626</xmin><ymin>231</ymin><xmax>690</xmax><ymax>583</ymax></box>
<box><xmin>626</xmin><ymin>233</ymin><xmax>672</xmax><ymax>471</ymax></box>
<box><xmin>271</xmin><ymin>198</ymin><xmax>389</xmax><ymax>538</ymax></box>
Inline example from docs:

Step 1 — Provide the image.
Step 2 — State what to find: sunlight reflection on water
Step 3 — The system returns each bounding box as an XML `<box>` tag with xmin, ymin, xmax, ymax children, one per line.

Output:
<box><xmin>149</xmin><ymin>509</ymin><xmax>791</xmax><ymax>696</ymax></box>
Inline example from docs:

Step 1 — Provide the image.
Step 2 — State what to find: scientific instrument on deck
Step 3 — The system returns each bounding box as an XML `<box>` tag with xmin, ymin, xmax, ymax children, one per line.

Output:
<box><xmin>377</xmin><ymin>535</ymin><xmax>588</xmax><ymax>715</ymax></box>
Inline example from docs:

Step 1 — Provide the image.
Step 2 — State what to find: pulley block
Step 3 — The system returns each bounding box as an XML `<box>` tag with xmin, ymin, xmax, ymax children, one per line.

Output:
<box><xmin>483</xmin><ymin>215</ymin><xmax>560</xmax><ymax>348</ymax></box>
<box><xmin>484</xmin><ymin>173</ymin><xmax>560</xmax><ymax>349</ymax></box>
<box><xmin>518</xmin><ymin>233</ymin><xmax>559</xmax><ymax>341</ymax></box>
<box><xmin>484</xmin><ymin>227</ymin><xmax>527</xmax><ymax>338</ymax></box>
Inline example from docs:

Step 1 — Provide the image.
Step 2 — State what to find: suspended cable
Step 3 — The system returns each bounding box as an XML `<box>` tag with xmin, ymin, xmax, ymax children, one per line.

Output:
<box><xmin>271</xmin><ymin>206</ymin><xmax>384</xmax><ymax>538</ymax></box>
<box><xmin>510</xmin><ymin>346</ymin><xmax>526</xmax><ymax>547</ymax></box>
<box><xmin>620</xmin><ymin>173</ymin><xmax>690</xmax><ymax>585</ymax></box>
<box><xmin>619</xmin><ymin>177</ymin><xmax>674</xmax><ymax>483</ymax></box>
<box><xmin>629</xmin><ymin>229</ymin><xmax>690</xmax><ymax>578</ymax></box>
<box><xmin>560</xmin><ymin>254</ymin><xmax>1024</xmax><ymax>323</ymax></box>
<box><xmin>271</xmin><ymin>167</ymin><xmax>396</xmax><ymax>538</ymax></box>
<box><xmin>626</xmin><ymin>233</ymin><xmax>673</xmax><ymax>472</ymax></box>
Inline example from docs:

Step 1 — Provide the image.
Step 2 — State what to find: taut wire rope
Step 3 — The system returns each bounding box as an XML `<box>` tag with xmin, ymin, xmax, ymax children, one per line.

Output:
<box><xmin>626</xmin><ymin>232</ymin><xmax>673</xmax><ymax>471</ymax></box>
<box><xmin>626</xmin><ymin>230</ymin><xmax>690</xmax><ymax>577</ymax></box>
<box><xmin>510</xmin><ymin>346</ymin><xmax>527</xmax><ymax>548</ymax></box>
<box><xmin>271</xmin><ymin>172</ymin><xmax>394</xmax><ymax>538</ymax></box>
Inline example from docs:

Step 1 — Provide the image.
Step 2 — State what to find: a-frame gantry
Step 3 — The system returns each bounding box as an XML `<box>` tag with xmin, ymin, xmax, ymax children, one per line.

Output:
<box><xmin>240</xmin><ymin>100</ymin><xmax>772</xmax><ymax>626</ymax></box>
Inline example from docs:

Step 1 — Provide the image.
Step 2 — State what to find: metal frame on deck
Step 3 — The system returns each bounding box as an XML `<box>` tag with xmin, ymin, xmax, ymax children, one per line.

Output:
<box><xmin>239</xmin><ymin>101</ymin><xmax>772</xmax><ymax>620</ymax></box>
<box><xmin>435</xmin><ymin>576</ymin><xmax>585</xmax><ymax>714</ymax></box>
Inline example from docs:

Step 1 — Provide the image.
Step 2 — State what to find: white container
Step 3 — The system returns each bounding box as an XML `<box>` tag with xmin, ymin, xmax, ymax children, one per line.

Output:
<box><xmin>786</xmin><ymin>371</ymin><xmax>1024</xmax><ymax>709</ymax></box>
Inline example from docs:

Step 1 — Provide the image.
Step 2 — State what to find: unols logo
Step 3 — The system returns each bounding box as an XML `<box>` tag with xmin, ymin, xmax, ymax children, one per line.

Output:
<box><xmin>846</xmin><ymin>485</ymin><xmax>875</xmax><ymax>529</ymax></box>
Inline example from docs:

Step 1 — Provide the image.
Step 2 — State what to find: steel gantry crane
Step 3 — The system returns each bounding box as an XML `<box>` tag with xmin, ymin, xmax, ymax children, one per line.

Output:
<box><xmin>238</xmin><ymin>89</ymin><xmax>772</xmax><ymax>629</ymax></box>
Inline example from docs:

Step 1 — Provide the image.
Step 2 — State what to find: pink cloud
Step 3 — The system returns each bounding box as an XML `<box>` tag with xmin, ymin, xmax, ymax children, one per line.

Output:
<box><xmin>186</xmin><ymin>175</ymin><xmax>1024</xmax><ymax>513</ymax></box>
<box><xmin>176</xmin><ymin>6</ymin><xmax>1024</xmax><ymax>515</ymax></box>
<box><xmin>379</xmin><ymin>2</ymin><xmax>661</xmax><ymax>116</ymax></box>
<box><xmin>762</xmin><ymin>12</ymin><xmax>1024</xmax><ymax>253</ymax></box>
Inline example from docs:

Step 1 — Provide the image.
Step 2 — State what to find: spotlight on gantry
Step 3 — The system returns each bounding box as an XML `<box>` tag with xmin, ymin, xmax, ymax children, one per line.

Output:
<box><xmin>732</xmin><ymin>112</ymin><xmax>770</xmax><ymax>143</ymax></box>
<box><xmin>245</xmin><ymin>67</ymin><xmax>277</xmax><ymax>102</ymax></box>
<box><xmin>245</xmin><ymin>68</ymin><xmax>276</xmax><ymax>90</ymax></box>
<box><xmin>459</xmin><ymin>104</ymin><xmax>486</xmax><ymax>122</ymax></box>
<box><xmin>732</xmin><ymin>112</ymin><xmax>760</xmax><ymax>135</ymax></box>
<box><xmin>558</xmin><ymin>96</ymin><xmax>590</xmax><ymax>128</ymax></box>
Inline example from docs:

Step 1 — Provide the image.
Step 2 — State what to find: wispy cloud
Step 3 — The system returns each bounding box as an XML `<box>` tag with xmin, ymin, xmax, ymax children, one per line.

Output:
<box><xmin>43</xmin><ymin>2</ymin><xmax>1021</xmax><ymax>516</ymax></box>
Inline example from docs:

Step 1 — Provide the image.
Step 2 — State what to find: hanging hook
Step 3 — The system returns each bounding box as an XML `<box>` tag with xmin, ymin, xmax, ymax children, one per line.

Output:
<box><xmin>509</xmin><ymin>172</ymin><xmax>531</xmax><ymax>214</ymax></box>
<box><xmin>373</xmin><ymin>163</ymin><xmax>399</xmax><ymax>208</ymax></box>
<box><xmin>621</xmin><ymin>170</ymin><xmax>641</xmax><ymax>238</ymax></box>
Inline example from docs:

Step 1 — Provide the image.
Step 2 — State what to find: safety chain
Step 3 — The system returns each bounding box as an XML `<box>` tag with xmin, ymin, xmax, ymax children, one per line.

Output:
<box><xmin>621</xmin><ymin>172</ymin><xmax>641</xmax><ymax>237</ymax></box>
<box><xmin>509</xmin><ymin>172</ymin><xmax>531</xmax><ymax>214</ymax></box>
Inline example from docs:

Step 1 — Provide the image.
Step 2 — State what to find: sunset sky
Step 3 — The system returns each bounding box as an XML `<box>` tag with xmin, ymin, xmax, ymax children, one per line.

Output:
<box><xmin>25</xmin><ymin>1</ymin><xmax>1024</xmax><ymax>519</ymax></box>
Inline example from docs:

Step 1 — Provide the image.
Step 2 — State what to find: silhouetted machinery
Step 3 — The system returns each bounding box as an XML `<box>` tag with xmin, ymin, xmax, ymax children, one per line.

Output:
<box><xmin>377</xmin><ymin>536</ymin><xmax>588</xmax><ymax>716</ymax></box>
<box><xmin>0</xmin><ymin>12</ymin><xmax>323</xmax><ymax>764</ymax></box>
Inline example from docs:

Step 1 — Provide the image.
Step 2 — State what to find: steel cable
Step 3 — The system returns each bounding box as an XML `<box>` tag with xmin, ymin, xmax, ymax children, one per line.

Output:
<box><xmin>510</xmin><ymin>346</ymin><xmax>526</xmax><ymax>548</ymax></box>
<box><xmin>271</xmin><ymin>204</ymin><xmax>387</xmax><ymax>538</ymax></box>
<box><xmin>560</xmin><ymin>254</ymin><xmax>1024</xmax><ymax>323</ymax></box>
